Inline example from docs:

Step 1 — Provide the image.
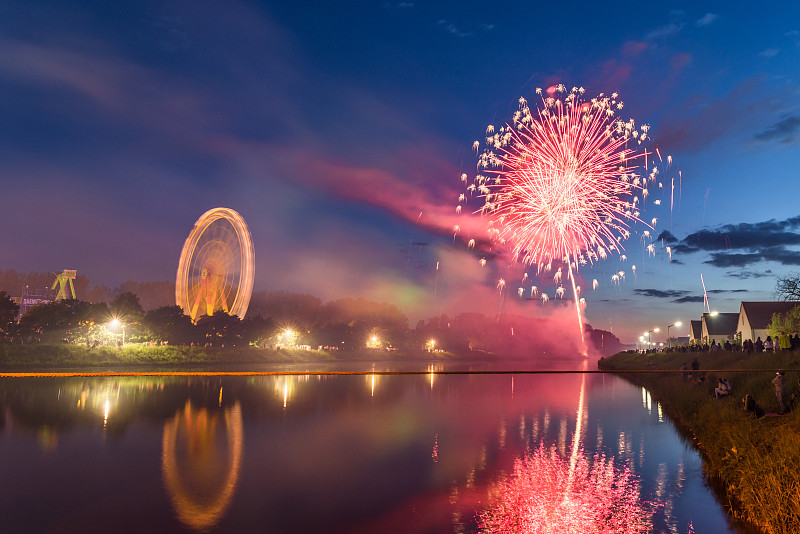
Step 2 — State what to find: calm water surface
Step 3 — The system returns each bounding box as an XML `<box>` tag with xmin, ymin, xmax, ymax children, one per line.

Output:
<box><xmin>0</xmin><ymin>362</ymin><xmax>745</xmax><ymax>533</ymax></box>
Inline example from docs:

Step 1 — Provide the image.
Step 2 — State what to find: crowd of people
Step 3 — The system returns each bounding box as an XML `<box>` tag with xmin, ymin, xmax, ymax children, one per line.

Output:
<box><xmin>645</xmin><ymin>331</ymin><xmax>800</xmax><ymax>354</ymax></box>
<box><xmin>673</xmin><ymin>357</ymin><xmax>797</xmax><ymax>418</ymax></box>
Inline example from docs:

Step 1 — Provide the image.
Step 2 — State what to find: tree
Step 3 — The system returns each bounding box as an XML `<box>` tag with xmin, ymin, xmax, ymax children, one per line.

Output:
<box><xmin>19</xmin><ymin>298</ymin><xmax>92</xmax><ymax>343</ymax></box>
<box><xmin>312</xmin><ymin>321</ymin><xmax>352</xmax><ymax>349</ymax></box>
<box><xmin>775</xmin><ymin>273</ymin><xmax>800</xmax><ymax>301</ymax></box>
<box><xmin>75</xmin><ymin>302</ymin><xmax>111</xmax><ymax>345</ymax></box>
<box><xmin>109</xmin><ymin>292</ymin><xmax>145</xmax><ymax>342</ymax></box>
<box><xmin>240</xmin><ymin>315</ymin><xmax>275</xmax><ymax>346</ymax></box>
<box><xmin>144</xmin><ymin>305</ymin><xmax>194</xmax><ymax>345</ymax></box>
<box><xmin>196</xmin><ymin>311</ymin><xmax>242</xmax><ymax>346</ymax></box>
<box><xmin>0</xmin><ymin>291</ymin><xmax>19</xmax><ymax>341</ymax></box>
<box><xmin>110</xmin><ymin>292</ymin><xmax>144</xmax><ymax>319</ymax></box>
<box><xmin>768</xmin><ymin>305</ymin><xmax>800</xmax><ymax>337</ymax></box>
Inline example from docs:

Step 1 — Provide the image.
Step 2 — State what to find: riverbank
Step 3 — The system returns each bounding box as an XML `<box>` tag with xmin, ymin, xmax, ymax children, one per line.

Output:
<box><xmin>0</xmin><ymin>343</ymin><xmax>464</xmax><ymax>370</ymax></box>
<box><xmin>600</xmin><ymin>350</ymin><xmax>800</xmax><ymax>534</ymax></box>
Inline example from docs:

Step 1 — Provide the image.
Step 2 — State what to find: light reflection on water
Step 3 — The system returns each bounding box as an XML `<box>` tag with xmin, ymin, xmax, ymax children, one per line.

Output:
<box><xmin>0</xmin><ymin>367</ymin><xmax>746</xmax><ymax>533</ymax></box>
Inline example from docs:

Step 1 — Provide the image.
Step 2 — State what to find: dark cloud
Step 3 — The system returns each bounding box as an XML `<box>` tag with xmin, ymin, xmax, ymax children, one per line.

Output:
<box><xmin>655</xmin><ymin>288</ymin><xmax>749</xmax><ymax>303</ymax></box>
<box><xmin>634</xmin><ymin>288</ymin><xmax>687</xmax><ymax>298</ymax></box>
<box><xmin>672</xmin><ymin>244</ymin><xmax>699</xmax><ymax>254</ymax></box>
<box><xmin>671</xmin><ymin>216</ymin><xmax>800</xmax><ymax>268</ymax></box>
<box><xmin>657</xmin><ymin>230</ymin><xmax>678</xmax><ymax>243</ymax></box>
<box><xmin>674</xmin><ymin>295</ymin><xmax>705</xmax><ymax>303</ymax></box>
<box><xmin>704</xmin><ymin>252</ymin><xmax>764</xmax><ymax>268</ymax></box>
<box><xmin>754</xmin><ymin>115</ymin><xmax>800</xmax><ymax>144</ymax></box>
<box><xmin>681</xmin><ymin>216</ymin><xmax>800</xmax><ymax>250</ymax></box>
<box><xmin>726</xmin><ymin>270</ymin><xmax>773</xmax><ymax>279</ymax></box>
<box><xmin>670</xmin><ymin>259</ymin><xmax>685</xmax><ymax>265</ymax></box>
<box><xmin>704</xmin><ymin>248</ymin><xmax>800</xmax><ymax>268</ymax></box>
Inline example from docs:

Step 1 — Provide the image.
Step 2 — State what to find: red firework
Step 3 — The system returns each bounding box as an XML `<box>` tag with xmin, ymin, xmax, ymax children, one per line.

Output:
<box><xmin>464</xmin><ymin>86</ymin><xmax>661</xmax><ymax>343</ymax></box>
<box><xmin>476</xmin><ymin>86</ymin><xmax>651</xmax><ymax>269</ymax></box>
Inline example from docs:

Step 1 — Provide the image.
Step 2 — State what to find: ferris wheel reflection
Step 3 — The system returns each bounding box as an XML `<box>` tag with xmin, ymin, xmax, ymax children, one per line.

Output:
<box><xmin>162</xmin><ymin>400</ymin><xmax>243</xmax><ymax>531</ymax></box>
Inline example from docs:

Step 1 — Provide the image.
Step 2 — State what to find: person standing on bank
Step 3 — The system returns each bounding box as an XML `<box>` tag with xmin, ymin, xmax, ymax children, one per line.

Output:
<box><xmin>779</xmin><ymin>331</ymin><xmax>791</xmax><ymax>351</ymax></box>
<box><xmin>773</xmin><ymin>371</ymin><xmax>786</xmax><ymax>414</ymax></box>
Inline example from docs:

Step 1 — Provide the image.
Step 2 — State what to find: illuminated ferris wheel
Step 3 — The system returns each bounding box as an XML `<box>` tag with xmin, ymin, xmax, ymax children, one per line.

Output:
<box><xmin>176</xmin><ymin>207</ymin><xmax>255</xmax><ymax>322</ymax></box>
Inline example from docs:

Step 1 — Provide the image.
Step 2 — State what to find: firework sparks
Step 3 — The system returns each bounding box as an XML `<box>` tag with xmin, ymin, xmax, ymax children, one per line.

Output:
<box><xmin>470</xmin><ymin>87</ymin><xmax>651</xmax><ymax>268</ymax></box>
<box><xmin>462</xmin><ymin>86</ymin><xmax>670</xmax><ymax>343</ymax></box>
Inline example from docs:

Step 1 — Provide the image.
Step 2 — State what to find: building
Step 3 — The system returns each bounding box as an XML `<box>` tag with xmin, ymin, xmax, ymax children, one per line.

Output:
<box><xmin>689</xmin><ymin>320</ymin><xmax>702</xmax><ymax>344</ymax></box>
<box><xmin>701</xmin><ymin>312</ymin><xmax>738</xmax><ymax>346</ymax></box>
<box><xmin>12</xmin><ymin>287</ymin><xmax>56</xmax><ymax>319</ymax></box>
<box><xmin>737</xmin><ymin>301</ymin><xmax>799</xmax><ymax>343</ymax></box>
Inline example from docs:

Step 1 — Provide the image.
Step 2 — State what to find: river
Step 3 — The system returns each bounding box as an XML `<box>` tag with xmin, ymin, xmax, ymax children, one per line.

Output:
<box><xmin>0</xmin><ymin>360</ymin><xmax>747</xmax><ymax>533</ymax></box>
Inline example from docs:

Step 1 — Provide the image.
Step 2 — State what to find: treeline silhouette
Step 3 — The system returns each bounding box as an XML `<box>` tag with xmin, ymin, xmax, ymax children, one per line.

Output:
<box><xmin>0</xmin><ymin>270</ymin><xmax>623</xmax><ymax>355</ymax></box>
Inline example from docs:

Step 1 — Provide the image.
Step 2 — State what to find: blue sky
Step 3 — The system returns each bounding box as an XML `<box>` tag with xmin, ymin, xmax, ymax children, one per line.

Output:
<box><xmin>1</xmin><ymin>0</ymin><xmax>799</xmax><ymax>342</ymax></box>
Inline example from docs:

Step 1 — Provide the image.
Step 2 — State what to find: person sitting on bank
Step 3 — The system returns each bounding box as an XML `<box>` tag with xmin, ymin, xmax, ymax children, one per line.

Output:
<box><xmin>715</xmin><ymin>377</ymin><xmax>731</xmax><ymax>398</ymax></box>
<box><xmin>789</xmin><ymin>380</ymin><xmax>800</xmax><ymax>411</ymax></box>
<box><xmin>743</xmin><ymin>394</ymin><xmax>764</xmax><ymax>418</ymax></box>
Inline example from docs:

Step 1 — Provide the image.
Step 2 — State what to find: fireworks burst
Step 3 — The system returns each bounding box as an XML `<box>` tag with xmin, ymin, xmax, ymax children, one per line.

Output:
<box><xmin>470</xmin><ymin>86</ymin><xmax>653</xmax><ymax>269</ymax></box>
<box><xmin>460</xmin><ymin>85</ymin><xmax>674</xmax><ymax>341</ymax></box>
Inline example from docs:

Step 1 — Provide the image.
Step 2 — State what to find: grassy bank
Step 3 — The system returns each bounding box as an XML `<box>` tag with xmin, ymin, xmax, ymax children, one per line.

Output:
<box><xmin>0</xmin><ymin>342</ymin><xmax>460</xmax><ymax>369</ymax></box>
<box><xmin>600</xmin><ymin>350</ymin><xmax>800</xmax><ymax>534</ymax></box>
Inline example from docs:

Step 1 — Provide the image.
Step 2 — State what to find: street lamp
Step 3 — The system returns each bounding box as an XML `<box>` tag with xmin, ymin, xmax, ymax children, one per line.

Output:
<box><xmin>667</xmin><ymin>321</ymin><xmax>682</xmax><ymax>349</ymax></box>
<box><xmin>644</xmin><ymin>328</ymin><xmax>660</xmax><ymax>350</ymax></box>
<box><xmin>109</xmin><ymin>318</ymin><xmax>125</xmax><ymax>346</ymax></box>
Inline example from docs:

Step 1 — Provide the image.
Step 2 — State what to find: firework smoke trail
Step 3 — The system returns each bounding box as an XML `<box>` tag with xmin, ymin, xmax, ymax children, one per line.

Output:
<box><xmin>405</xmin><ymin>212</ymin><xmax>423</xmax><ymax>276</ymax></box>
<box><xmin>465</xmin><ymin>85</ymin><xmax>658</xmax><ymax>345</ymax></box>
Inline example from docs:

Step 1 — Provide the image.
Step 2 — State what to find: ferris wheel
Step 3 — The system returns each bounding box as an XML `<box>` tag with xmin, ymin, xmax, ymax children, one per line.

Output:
<box><xmin>176</xmin><ymin>207</ymin><xmax>255</xmax><ymax>322</ymax></box>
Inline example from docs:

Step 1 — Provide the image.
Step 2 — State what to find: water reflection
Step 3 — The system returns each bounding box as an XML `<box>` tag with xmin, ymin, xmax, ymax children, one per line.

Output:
<box><xmin>0</xmin><ymin>371</ymin><xmax>743</xmax><ymax>533</ymax></box>
<box><xmin>162</xmin><ymin>401</ymin><xmax>243</xmax><ymax>531</ymax></box>
<box><xmin>478</xmin><ymin>444</ymin><xmax>655</xmax><ymax>533</ymax></box>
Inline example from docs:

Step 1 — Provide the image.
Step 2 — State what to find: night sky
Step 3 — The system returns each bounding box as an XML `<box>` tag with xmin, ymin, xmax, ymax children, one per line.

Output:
<box><xmin>1</xmin><ymin>0</ymin><xmax>799</xmax><ymax>342</ymax></box>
